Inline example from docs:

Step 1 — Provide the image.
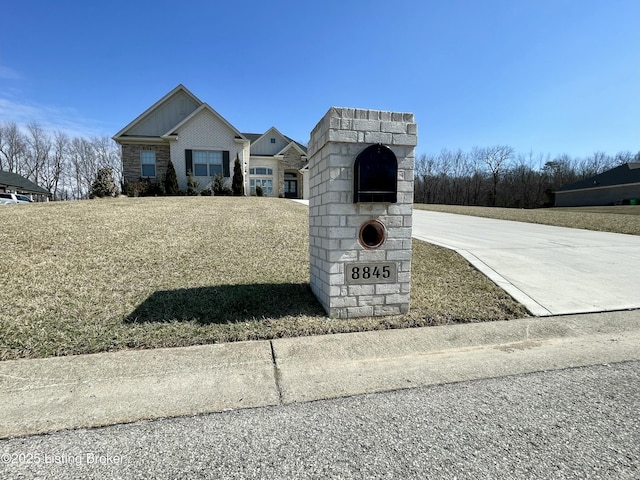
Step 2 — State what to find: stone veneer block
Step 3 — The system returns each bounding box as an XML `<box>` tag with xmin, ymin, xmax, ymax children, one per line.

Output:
<box><xmin>308</xmin><ymin>107</ymin><xmax>417</xmax><ymax>318</ymax></box>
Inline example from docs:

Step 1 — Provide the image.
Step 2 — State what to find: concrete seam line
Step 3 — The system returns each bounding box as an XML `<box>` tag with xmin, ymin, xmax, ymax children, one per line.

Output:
<box><xmin>412</xmin><ymin>234</ymin><xmax>553</xmax><ymax>316</ymax></box>
<box><xmin>454</xmin><ymin>249</ymin><xmax>552</xmax><ymax>316</ymax></box>
<box><xmin>270</xmin><ymin>340</ymin><xmax>283</xmax><ymax>404</ymax></box>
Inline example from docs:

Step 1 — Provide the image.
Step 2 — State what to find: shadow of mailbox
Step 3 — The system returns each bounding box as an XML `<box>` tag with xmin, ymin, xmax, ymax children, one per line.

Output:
<box><xmin>353</xmin><ymin>144</ymin><xmax>398</xmax><ymax>203</ymax></box>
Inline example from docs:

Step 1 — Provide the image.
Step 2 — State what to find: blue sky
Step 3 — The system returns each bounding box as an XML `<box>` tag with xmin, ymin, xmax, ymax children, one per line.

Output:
<box><xmin>1</xmin><ymin>0</ymin><xmax>638</xmax><ymax>160</ymax></box>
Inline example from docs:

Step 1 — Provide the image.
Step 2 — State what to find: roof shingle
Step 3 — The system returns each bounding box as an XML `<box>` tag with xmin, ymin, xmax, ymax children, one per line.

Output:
<box><xmin>557</xmin><ymin>163</ymin><xmax>640</xmax><ymax>192</ymax></box>
<box><xmin>0</xmin><ymin>170</ymin><xmax>50</xmax><ymax>195</ymax></box>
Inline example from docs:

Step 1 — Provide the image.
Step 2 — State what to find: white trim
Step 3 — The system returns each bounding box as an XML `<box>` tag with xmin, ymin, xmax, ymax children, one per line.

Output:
<box><xmin>115</xmin><ymin>136</ymin><xmax>169</xmax><ymax>145</ymax></box>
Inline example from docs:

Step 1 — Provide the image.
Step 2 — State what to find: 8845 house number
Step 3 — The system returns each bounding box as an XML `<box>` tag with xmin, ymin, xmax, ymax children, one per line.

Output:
<box><xmin>345</xmin><ymin>262</ymin><xmax>397</xmax><ymax>285</ymax></box>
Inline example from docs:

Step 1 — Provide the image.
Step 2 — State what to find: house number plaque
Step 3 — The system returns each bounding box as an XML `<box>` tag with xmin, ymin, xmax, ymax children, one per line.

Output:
<box><xmin>345</xmin><ymin>262</ymin><xmax>397</xmax><ymax>285</ymax></box>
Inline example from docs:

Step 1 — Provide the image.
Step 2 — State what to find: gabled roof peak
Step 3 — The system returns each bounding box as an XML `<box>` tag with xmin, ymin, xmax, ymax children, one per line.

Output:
<box><xmin>162</xmin><ymin>103</ymin><xmax>246</xmax><ymax>140</ymax></box>
<box><xmin>113</xmin><ymin>84</ymin><xmax>203</xmax><ymax>140</ymax></box>
<box><xmin>244</xmin><ymin>127</ymin><xmax>307</xmax><ymax>153</ymax></box>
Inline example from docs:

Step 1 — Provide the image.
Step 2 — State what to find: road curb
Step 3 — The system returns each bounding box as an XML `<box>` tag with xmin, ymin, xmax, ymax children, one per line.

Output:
<box><xmin>1</xmin><ymin>309</ymin><xmax>639</xmax><ymax>439</ymax></box>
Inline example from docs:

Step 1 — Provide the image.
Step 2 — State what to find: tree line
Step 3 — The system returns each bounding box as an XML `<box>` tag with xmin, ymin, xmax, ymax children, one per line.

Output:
<box><xmin>2</xmin><ymin>119</ymin><xmax>638</xmax><ymax>207</ymax></box>
<box><xmin>0</xmin><ymin>121</ymin><xmax>121</xmax><ymax>200</ymax></box>
<box><xmin>414</xmin><ymin>146</ymin><xmax>640</xmax><ymax>208</ymax></box>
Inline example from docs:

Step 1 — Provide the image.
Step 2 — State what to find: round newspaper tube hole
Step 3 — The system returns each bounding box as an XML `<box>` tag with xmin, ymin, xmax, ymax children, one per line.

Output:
<box><xmin>359</xmin><ymin>220</ymin><xmax>386</xmax><ymax>249</ymax></box>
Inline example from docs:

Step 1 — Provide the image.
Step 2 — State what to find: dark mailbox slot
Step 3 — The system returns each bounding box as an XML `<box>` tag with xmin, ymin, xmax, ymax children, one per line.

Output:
<box><xmin>354</xmin><ymin>144</ymin><xmax>397</xmax><ymax>203</ymax></box>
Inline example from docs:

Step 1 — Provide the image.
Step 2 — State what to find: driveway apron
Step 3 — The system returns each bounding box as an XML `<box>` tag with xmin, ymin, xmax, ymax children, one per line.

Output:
<box><xmin>412</xmin><ymin>210</ymin><xmax>640</xmax><ymax>316</ymax></box>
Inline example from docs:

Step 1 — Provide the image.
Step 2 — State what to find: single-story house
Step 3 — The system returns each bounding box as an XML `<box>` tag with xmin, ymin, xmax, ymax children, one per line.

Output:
<box><xmin>112</xmin><ymin>85</ymin><xmax>308</xmax><ymax>198</ymax></box>
<box><xmin>0</xmin><ymin>170</ymin><xmax>51</xmax><ymax>199</ymax></box>
<box><xmin>554</xmin><ymin>162</ymin><xmax>640</xmax><ymax>207</ymax></box>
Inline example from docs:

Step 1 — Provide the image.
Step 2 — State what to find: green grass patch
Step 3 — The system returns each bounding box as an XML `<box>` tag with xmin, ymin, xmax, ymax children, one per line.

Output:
<box><xmin>0</xmin><ymin>197</ymin><xmax>527</xmax><ymax>360</ymax></box>
<box><xmin>415</xmin><ymin>204</ymin><xmax>640</xmax><ymax>236</ymax></box>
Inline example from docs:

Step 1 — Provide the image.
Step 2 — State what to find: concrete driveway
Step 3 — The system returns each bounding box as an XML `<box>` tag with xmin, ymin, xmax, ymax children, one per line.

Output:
<box><xmin>412</xmin><ymin>210</ymin><xmax>640</xmax><ymax>316</ymax></box>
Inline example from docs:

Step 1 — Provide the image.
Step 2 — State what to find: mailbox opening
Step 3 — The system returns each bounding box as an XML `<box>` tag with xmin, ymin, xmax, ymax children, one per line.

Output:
<box><xmin>359</xmin><ymin>220</ymin><xmax>386</xmax><ymax>249</ymax></box>
<box><xmin>354</xmin><ymin>144</ymin><xmax>398</xmax><ymax>203</ymax></box>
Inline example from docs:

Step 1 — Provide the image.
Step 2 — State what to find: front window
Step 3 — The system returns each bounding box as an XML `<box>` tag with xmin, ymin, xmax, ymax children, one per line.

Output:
<box><xmin>250</xmin><ymin>178</ymin><xmax>273</xmax><ymax>195</ymax></box>
<box><xmin>249</xmin><ymin>166</ymin><xmax>274</xmax><ymax>196</ymax></box>
<box><xmin>194</xmin><ymin>151</ymin><xmax>223</xmax><ymax>177</ymax></box>
<box><xmin>140</xmin><ymin>150</ymin><xmax>156</xmax><ymax>177</ymax></box>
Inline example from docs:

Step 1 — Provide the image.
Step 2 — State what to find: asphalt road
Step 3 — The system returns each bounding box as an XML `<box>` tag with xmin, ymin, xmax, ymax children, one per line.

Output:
<box><xmin>2</xmin><ymin>360</ymin><xmax>638</xmax><ymax>479</ymax></box>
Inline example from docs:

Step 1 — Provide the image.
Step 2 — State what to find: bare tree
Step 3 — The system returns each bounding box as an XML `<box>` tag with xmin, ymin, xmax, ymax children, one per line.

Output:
<box><xmin>463</xmin><ymin>148</ymin><xmax>485</xmax><ymax>206</ymax></box>
<box><xmin>0</xmin><ymin>122</ymin><xmax>27</xmax><ymax>173</ymax></box>
<box><xmin>68</xmin><ymin>137</ymin><xmax>98</xmax><ymax>199</ymax></box>
<box><xmin>24</xmin><ymin>122</ymin><xmax>52</xmax><ymax>185</ymax></box>
<box><xmin>614</xmin><ymin>151</ymin><xmax>635</xmax><ymax>166</ymax></box>
<box><xmin>476</xmin><ymin>145</ymin><xmax>514</xmax><ymax>206</ymax></box>
<box><xmin>446</xmin><ymin>149</ymin><xmax>467</xmax><ymax>205</ymax></box>
<box><xmin>43</xmin><ymin>131</ymin><xmax>69</xmax><ymax>199</ymax></box>
<box><xmin>504</xmin><ymin>152</ymin><xmax>537</xmax><ymax>208</ymax></box>
<box><xmin>578</xmin><ymin>151</ymin><xmax>612</xmax><ymax>178</ymax></box>
<box><xmin>414</xmin><ymin>153</ymin><xmax>439</xmax><ymax>203</ymax></box>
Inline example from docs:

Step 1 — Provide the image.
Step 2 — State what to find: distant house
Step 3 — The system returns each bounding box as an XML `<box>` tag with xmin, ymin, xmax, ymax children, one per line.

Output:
<box><xmin>112</xmin><ymin>85</ymin><xmax>308</xmax><ymax>198</ymax></box>
<box><xmin>554</xmin><ymin>163</ymin><xmax>640</xmax><ymax>207</ymax></box>
<box><xmin>0</xmin><ymin>170</ymin><xmax>50</xmax><ymax>198</ymax></box>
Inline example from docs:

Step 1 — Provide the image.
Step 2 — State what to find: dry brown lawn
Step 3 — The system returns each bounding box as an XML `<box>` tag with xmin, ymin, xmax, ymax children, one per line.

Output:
<box><xmin>0</xmin><ymin>197</ymin><xmax>526</xmax><ymax>360</ymax></box>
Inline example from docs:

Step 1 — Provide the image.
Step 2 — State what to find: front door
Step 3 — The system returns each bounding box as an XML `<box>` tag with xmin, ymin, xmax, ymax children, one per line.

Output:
<box><xmin>284</xmin><ymin>179</ymin><xmax>298</xmax><ymax>198</ymax></box>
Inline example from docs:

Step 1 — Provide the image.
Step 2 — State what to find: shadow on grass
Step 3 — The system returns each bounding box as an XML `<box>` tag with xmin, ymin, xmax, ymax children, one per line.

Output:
<box><xmin>125</xmin><ymin>283</ymin><xmax>326</xmax><ymax>325</ymax></box>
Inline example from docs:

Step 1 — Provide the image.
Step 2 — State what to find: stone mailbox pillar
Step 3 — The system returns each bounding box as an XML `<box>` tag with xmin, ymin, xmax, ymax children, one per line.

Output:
<box><xmin>308</xmin><ymin>107</ymin><xmax>417</xmax><ymax>318</ymax></box>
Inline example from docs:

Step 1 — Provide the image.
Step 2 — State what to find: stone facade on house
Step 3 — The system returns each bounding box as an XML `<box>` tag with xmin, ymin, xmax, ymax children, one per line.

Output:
<box><xmin>113</xmin><ymin>85</ymin><xmax>308</xmax><ymax>198</ymax></box>
<box><xmin>278</xmin><ymin>145</ymin><xmax>307</xmax><ymax>198</ymax></box>
<box><xmin>282</xmin><ymin>146</ymin><xmax>306</xmax><ymax>169</ymax></box>
<box><xmin>122</xmin><ymin>143</ymin><xmax>171</xmax><ymax>185</ymax></box>
<box><xmin>308</xmin><ymin>107</ymin><xmax>417</xmax><ymax>318</ymax></box>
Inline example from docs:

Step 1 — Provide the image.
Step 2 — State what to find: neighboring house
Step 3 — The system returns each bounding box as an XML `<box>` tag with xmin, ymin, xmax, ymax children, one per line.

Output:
<box><xmin>554</xmin><ymin>162</ymin><xmax>640</xmax><ymax>207</ymax></box>
<box><xmin>112</xmin><ymin>85</ymin><xmax>308</xmax><ymax>198</ymax></box>
<box><xmin>0</xmin><ymin>170</ymin><xmax>50</xmax><ymax>200</ymax></box>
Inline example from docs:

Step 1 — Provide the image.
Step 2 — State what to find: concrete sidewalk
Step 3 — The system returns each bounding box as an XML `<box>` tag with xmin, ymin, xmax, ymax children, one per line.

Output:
<box><xmin>2</xmin><ymin>309</ymin><xmax>639</xmax><ymax>439</ymax></box>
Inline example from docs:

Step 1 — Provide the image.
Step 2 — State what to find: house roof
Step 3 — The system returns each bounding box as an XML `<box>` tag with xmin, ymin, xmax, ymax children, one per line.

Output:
<box><xmin>113</xmin><ymin>84</ymin><xmax>305</xmax><ymax>152</ymax></box>
<box><xmin>242</xmin><ymin>133</ymin><xmax>263</xmax><ymax>143</ymax></box>
<box><xmin>0</xmin><ymin>170</ymin><xmax>50</xmax><ymax>195</ymax></box>
<box><xmin>275</xmin><ymin>141</ymin><xmax>307</xmax><ymax>157</ymax></box>
<box><xmin>241</xmin><ymin>132</ymin><xmax>307</xmax><ymax>154</ymax></box>
<box><xmin>284</xmin><ymin>136</ymin><xmax>307</xmax><ymax>154</ymax></box>
<box><xmin>556</xmin><ymin>163</ymin><xmax>640</xmax><ymax>192</ymax></box>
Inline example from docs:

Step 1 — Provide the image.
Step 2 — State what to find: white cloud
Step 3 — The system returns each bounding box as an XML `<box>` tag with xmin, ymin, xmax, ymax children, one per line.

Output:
<box><xmin>0</xmin><ymin>96</ymin><xmax>110</xmax><ymax>139</ymax></box>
